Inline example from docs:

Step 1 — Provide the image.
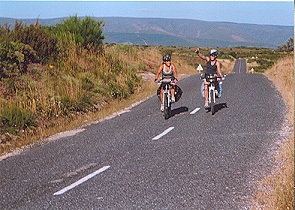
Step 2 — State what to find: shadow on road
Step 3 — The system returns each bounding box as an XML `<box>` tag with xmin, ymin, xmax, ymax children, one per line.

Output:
<box><xmin>171</xmin><ymin>106</ymin><xmax>189</xmax><ymax>117</ymax></box>
<box><xmin>206</xmin><ymin>103</ymin><xmax>228</xmax><ymax>114</ymax></box>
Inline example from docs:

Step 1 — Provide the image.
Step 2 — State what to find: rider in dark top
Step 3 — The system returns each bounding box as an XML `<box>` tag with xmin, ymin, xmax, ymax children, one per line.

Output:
<box><xmin>195</xmin><ymin>48</ymin><xmax>224</xmax><ymax>108</ymax></box>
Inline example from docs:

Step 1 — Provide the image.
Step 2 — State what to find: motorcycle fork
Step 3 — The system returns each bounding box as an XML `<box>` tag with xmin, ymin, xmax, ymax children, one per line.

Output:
<box><xmin>162</xmin><ymin>84</ymin><xmax>170</xmax><ymax>106</ymax></box>
<box><xmin>208</xmin><ymin>84</ymin><xmax>215</xmax><ymax>103</ymax></box>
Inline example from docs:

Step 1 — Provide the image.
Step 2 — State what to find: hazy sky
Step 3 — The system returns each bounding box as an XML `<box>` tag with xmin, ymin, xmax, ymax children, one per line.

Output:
<box><xmin>0</xmin><ymin>1</ymin><xmax>294</xmax><ymax>26</ymax></box>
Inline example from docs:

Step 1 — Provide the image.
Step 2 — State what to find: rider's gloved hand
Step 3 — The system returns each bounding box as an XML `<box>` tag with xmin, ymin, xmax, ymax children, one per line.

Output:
<box><xmin>174</xmin><ymin>78</ymin><xmax>178</xmax><ymax>83</ymax></box>
<box><xmin>155</xmin><ymin>79</ymin><xmax>159</xmax><ymax>83</ymax></box>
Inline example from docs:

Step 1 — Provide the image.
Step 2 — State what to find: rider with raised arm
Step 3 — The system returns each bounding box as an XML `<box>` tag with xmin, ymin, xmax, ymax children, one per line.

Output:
<box><xmin>155</xmin><ymin>55</ymin><xmax>178</xmax><ymax>111</ymax></box>
<box><xmin>194</xmin><ymin>48</ymin><xmax>224</xmax><ymax>108</ymax></box>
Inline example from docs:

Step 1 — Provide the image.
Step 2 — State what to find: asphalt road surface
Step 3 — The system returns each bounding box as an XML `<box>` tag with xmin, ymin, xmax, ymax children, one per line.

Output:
<box><xmin>0</xmin><ymin>60</ymin><xmax>287</xmax><ymax>209</ymax></box>
<box><xmin>232</xmin><ymin>59</ymin><xmax>247</xmax><ymax>74</ymax></box>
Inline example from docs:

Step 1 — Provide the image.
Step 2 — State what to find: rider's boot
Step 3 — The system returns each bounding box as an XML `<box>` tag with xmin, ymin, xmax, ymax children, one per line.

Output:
<box><xmin>161</xmin><ymin>104</ymin><xmax>164</xmax><ymax>112</ymax></box>
<box><xmin>204</xmin><ymin>101</ymin><xmax>209</xmax><ymax>108</ymax></box>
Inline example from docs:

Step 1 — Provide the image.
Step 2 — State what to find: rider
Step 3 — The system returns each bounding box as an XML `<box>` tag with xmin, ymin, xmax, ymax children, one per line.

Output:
<box><xmin>155</xmin><ymin>54</ymin><xmax>178</xmax><ymax>111</ymax></box>
<box><xmin>194</xmin><ymin>48</ymin><xmax>224</xmax><ymax>108</ymax></box>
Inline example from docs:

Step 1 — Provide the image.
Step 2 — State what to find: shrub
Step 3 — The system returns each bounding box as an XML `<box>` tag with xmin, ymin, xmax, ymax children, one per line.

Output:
<box><xmin>125</xmin><ymin>73</ymin><xmax>140</xmax><ymax>95</ymax></box>
<box><xmin>0</xmin><ymin>41</ymin><xmax>38</xmax><ymax>78</ymax></box>
<box><xmin>0</xmin><ymin>21</ymin><xmax>59</xmax><ymax>64</ymax></box>
<box><xmin>219</xmin><ymin>54</ymin><xmax>234</xmax><ymax>61</ymax></box>
<box><xmin>228</xmin><ymin>51</ymin><xmax>237</xmax><ymax>58</ymax></box>
<box><xmin>50</xmin><ymin>15</ymin><xmax>105</xmax><ymax>51</ymax></box>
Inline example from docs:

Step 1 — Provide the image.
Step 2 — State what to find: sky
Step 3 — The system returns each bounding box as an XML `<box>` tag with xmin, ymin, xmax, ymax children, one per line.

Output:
<box><xmin>0</xmin><ymin>1</ymin><xmax>294</xmax><ymax>26</ymax></box>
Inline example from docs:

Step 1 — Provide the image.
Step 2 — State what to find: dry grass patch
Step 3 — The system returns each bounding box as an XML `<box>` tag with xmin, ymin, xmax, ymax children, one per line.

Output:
<box><xmin>252</xmin><ymin>55</ymin><xmax>294</xmax><ymax>209</ymax></box>
<box><xmin>264</xmin><ymin>55</ymin><xmax>294</xmax><ymax>119</ymax></box>
<box><xmin>219</xmin><ymin>58</ymin><xmax>235</xmax><ymax>74</ymax></box>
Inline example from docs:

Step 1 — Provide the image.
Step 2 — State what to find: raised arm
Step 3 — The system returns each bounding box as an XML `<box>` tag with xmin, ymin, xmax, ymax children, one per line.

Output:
<box><xmin>194</xmin><ymin>48</ymin><xmax>209</xmax><ymax>61</ymax></box>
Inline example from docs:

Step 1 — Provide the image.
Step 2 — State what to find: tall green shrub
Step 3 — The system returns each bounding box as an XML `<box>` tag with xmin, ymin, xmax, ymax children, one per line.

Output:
<box><xmin>0</xmin><ymin>41</ymin><xmax>38</xmax><ymax>78</ymax></box>
<box><xmin>50</xmin><ymin>15</ymin><xmax>105</xmax><ymax>51</ymax></box>
<box><xmin>0</xmin><ymin>21</ymin><xmax>59</xmax><ymax>64</ymax></box>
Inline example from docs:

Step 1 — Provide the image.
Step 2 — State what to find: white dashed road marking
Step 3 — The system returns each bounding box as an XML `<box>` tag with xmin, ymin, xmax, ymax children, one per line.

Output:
<box><xmin>190</xmin><ymin>107</ymin><xmax>200</xmax><ymax>115</ymax></box>
<box><xmin>152</xmin><ymin>127</ymin><xmax>174</xmax><ymax>140</ymax></box>
<box><xmin>54</xmin><ymin>166</ymin><xmax>110</xmax><ymax>195</ymax></box>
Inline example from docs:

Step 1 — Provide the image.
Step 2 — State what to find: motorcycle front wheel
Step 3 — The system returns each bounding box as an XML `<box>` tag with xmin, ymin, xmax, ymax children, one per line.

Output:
<box><xmin>163</xmin><ymin>93</ymin><xmax>170</xmax><ymax>120</ymax></box>
<box><xmin>210</xmin><ymin>89</ymin><xmax>215</xmax><ymax>114</ymax></box>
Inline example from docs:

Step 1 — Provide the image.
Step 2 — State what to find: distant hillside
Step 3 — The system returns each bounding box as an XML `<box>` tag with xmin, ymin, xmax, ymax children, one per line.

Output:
<box><xmin>0</xmin><ymin>17</ymin><xmax>293</xmax><ymax>48</ymax></box>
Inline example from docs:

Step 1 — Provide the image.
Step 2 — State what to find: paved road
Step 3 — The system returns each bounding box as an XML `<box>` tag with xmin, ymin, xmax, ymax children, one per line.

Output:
<box><xmin>232</xmin><ymin>59</ymin><xmax>247</xmax><ymax>74</ymax></box>
<box><xmin>0</xmin><ymin>60</ymin><xmax>287</xmax><ymax>209</ymax></box>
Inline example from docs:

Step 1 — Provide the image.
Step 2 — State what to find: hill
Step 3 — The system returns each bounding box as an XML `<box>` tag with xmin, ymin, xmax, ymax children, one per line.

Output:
<box><xmin>0</xmin><ymin>17</ymin><xmax>293</xmax><ymax>48</ymax></box>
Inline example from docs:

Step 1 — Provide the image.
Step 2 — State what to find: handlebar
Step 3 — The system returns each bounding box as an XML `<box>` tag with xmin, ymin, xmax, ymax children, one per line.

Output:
<box><xmin>157</xmin><ymin>81</ymin><xmax>175</xmax><ymax>86</ymax></box>
<box><xmin>155</xmin><ymin>79</ymin><xmax>176</xmax><ymax>85</ymax></box>
<box><xmin>200</xmin><ymin>74</ymin><xmax>226</xmax><ymax>80</ymax></box>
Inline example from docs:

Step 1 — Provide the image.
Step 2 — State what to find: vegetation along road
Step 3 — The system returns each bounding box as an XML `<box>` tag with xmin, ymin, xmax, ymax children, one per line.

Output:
<box><xmin>0</xmin><ymin>60</ymin><xmax>288</xmax><ymax>209</ymax></box>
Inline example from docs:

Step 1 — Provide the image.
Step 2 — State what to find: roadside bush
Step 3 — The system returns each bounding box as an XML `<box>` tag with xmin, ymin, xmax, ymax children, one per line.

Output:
<box><xmin>0</xmin><ymin>21</ymin><xmax>59</xmax><ymax>64</ymax></box>
<box><xmin>219</xmin><ymin>54</ymin><xmax>234</xmax><ymax>61</ymax></box>
<box><xmin>49</xmin><ymin>15</ymin><xmax>105</xmax><ymax>51</ymax></box>
<box><xmin>278</xmin><ymin>37</ymin><xmax>294</xmax><ymax>52</ymax></box>
<box><xmin>228</xmin><ymin>51</ymin><xmax>237</xmax><ymax>58</ymax></box>
<box><xmin>0</xmin><ymin>41</ymin><xmax>38</xmax><ymax>79</ymax></box>
<box><xmin>253</xmin><ymin>59</ymin><xmax>275</xmax><ymax>73</ymax></box>
<box><xmin>126</xmin><ymin>72</ymin><xmax>141</xmax><ymax>94</ymax></box>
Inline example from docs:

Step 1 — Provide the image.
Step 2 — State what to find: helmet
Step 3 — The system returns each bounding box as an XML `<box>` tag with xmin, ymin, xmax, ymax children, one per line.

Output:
<box><xmin>163</xmin><ymin>55</ymin><xmax>171</xmax><ymax>61</ymax></box>
<box><xmin>210</xmin><ymin>49</ymin><xmax>218</xmax><ymax>56</ymax></box>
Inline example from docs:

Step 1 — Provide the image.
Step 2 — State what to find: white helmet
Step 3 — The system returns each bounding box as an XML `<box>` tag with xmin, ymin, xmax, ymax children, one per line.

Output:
<box><xmin>210</xmin><ymin>49</ymin><xmax>218</xmax><ymax>56</ymax></box>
